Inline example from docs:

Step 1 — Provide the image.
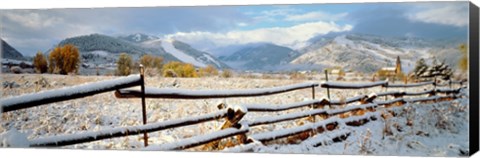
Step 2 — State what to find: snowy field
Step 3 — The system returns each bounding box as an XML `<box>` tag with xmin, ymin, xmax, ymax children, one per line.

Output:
<box><xmin>0</xmin><ymin>74</ymin><xmax>470</xmax><ymax>157</ymax></box>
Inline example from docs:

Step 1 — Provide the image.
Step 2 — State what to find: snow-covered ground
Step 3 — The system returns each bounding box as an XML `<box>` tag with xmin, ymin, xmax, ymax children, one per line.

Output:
<box><xmin>0</xmin><ymin>74</ymin><xmax>470</xmax><ymax>156</ymax></box>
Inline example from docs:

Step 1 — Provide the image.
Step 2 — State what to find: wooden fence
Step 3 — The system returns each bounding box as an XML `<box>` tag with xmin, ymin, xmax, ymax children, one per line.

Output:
<box><xmin>0</xmin><ymin>67</ymin><xmax>467</xmax><ymax>151</ymax></box>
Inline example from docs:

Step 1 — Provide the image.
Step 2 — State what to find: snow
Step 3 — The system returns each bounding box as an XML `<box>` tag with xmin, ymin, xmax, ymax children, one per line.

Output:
<box><xmin>142</xmin><ymin>124</ymin><xmax>249</xmax><ymax>151</ymax></box>
<box><xmin>321</xmin><ymin>81</ymin><xmax>387</xmax><ymax>89</ymax></box>
<box><xmin>161</xmin><ymin>39</ymin><xmax>206</xmax><ymax>67</ymax></box>
<box><xmin>333</xmin><ymin>35</ymin><xmax>356</xmax><ymax>47</ymax></box>
<box><xmin>404</xmin><ymin>96</ymin><xmax>441</xmax><ymax>103</ymax></box>
<box><xmin>375</xmin><ymin>98</ymin><xmax>405</xmax><ymax>106</ymax></box>
<box><xmin>386</xmin><ymin>81</ymin><xmax>434</xmax><ymax>88</ymax></box>
<box><xmin>118</xmin><ymin>82</ymin><xmax>318</xmax><ymax>99</ymax></box>
<box><xmin>0</xmin><ymin>74</ymin><xmax>470</xmax><ymax>156</ymax></box>
<box><xmin>248</xmin><ymin>108</ymin><xmax>327</xmax><ymax>126</ymax></box>
<box><xmin>381</xmin><ymin>67</ymin><xmax>396</xmax><ymax>71</ymax></box>
<box><xmin>245</xmin><ymin>98</ymin><xmax>328</xmax><ymax>112</ymax></box>
<box><xmin>1</xmin><ymin>59</ymin><xmax>32</xmax><ymax>65</ymax></box>
<box><xmin>250</xmin><ymin>116</ymin><xmax>342</xmax><ymax>142</ymax></box>
<box><xmin>330</xmin><ymin>95</ymin><xmax>366</xmax><ymax>105</ymax></box>
<box><xmin>327</xmin><ymin>103</ymin><xmax>377</xmax><ymax>115</ymax></box>
<box><xmin>222</xmin><ymin>139</ymin><xmax>263</xmax><ymax>152</ymax></box>
<box><xmin>134</xmin><ymin>34</ymin><xmax>141</xmax><ymax>42</ymax></box>
<box><xmin>302</xmin><ymin>127</ymin><xmax>352</xmax><ymax>147</ymax></box>
<box><xmin>1</xmin><ymin>75</ymin><xmax>141</xmax><ymax>112</ymax></box>
<box><xmin>405</xmin><ymin>90</ymin><xmax>434</xmax><ymax>96</ymax></box>
<box><xmin>203</xmin><ymin>54</ymin><xmax>221</xmax><ymax>68</ymax></box>
<box><xmin>29</xmin><ymin>109</ymin><xmax>229</xmax><ymax>147</ymax></box>
<box><xmin>0</xmin><ymin>129</ymin><xmax>30</xmax><ymax>147</ymax></box>
<box><xmin>229</xmin><ymin>105</ymin><xmax>248</xmax><ymax>114</ymax></box>
<box><xmin>88</xmin><ymin>50</ymin><xmax>110</xmax><ymax>57</ymax></box>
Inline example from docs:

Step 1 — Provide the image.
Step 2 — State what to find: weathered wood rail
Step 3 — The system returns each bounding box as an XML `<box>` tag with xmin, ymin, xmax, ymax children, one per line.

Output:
<box><xmin>1</xmin><ymin>75</ymin><xmax>142</xmax><ymax>113</ymax></box>
<box><xmin>114</xmin><ymin>82</ymin><xmax>319</xmax><ymax>99</ymax></box>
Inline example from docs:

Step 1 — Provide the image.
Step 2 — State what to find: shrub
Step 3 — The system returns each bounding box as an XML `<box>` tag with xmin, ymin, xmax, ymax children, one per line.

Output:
<box><xmin>458</xmin><ymin>44</ymin><xmax>468</xmax><ymax>73</ymax></box>
<box><xmin>48</xmin><ymin>44</ymin><xmax>80</xmax><ymax>74</ymax></box>
<box><xmin>33</xmin><ymin>51</ymin><xmax>48</xmax><ymax>73</ymax></box>
<box><xmin>139</xmin><ymin>54</ymin><xmax>163</xmax><ymax>76</ymax></box>
<box><xmin>116</xmin><ymin>53</ymin><xmax>133</xmax><ymax>76</ymax></box>
<box><xmin>162</xmin><ymin>61</ymin><xmax>198</xmax><ymax>78</ymax></box>
<box><xmin>198</xmin><ymin>65</ymin><xmax>219</xmax><ymax>77</ymax></box>
<box><xmin>221</xmin><ymin>69</ymin><xmax>233</xmax><ymax>78</ymax></box>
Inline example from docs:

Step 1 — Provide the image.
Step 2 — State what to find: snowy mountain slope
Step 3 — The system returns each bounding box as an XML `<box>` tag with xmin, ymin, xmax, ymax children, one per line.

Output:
<box><xmin>171</xmin><ymin>40</ymin><xmax>230</xmax><ymax>69</ymax></box>
<box><xmin>161</xmin><ymin>39</ymin><xmax>207</xmax><ymax>67</ymax></box>
<box><xmin>117</xmin><ymin>33</ymin><xmax>159</xmax><ymax>43</ymax></box>
<box><xmin>292</xmin><ymin>34</ymin><xmax>465</xmax><ymax>73</ymax></box>
<box><xmin>141</xmin><ymin>39</ymin><xmax>229</xmax><ymax>69</ymax></box>
<box><xmin>220</xmin><ymin>43</ymin><xmax>302</xmax><ymax>71</ymax></box>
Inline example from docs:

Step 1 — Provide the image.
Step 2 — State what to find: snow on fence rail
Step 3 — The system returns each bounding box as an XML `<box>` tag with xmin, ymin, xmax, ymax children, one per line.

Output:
<box><xmin>247</xmin><ymin>103</ymin><xmax>377</xmax><ymax>127</ymax></box>
<box><xmin>143</xmin><ymin>124</ymin><xmax>249</xmax><ymax>151</ymax></box>
<box><xmin>250</xmin><ymin>112</ymin><xmax>380</xmax><ymax>143</ymax></box>
<box><xmin>0</xmin><ymin>75</ymin><xmax>142</xmax><ymax>113</ymax></box>
<box><xmin>385</xmin><ymin>81</ymin><xmax>434</xmax><ymax>88</ymax></box>
<box><xmin>376</xmin><ymin>87</ymin><xmax>465</xmax><ymax>98</ymax></box>
<box><xmin>244</xmin><ymin>98</ymin><xmax>329</xmax><ymax>112</ymax></box>
<box><xmin>320</xmin><ymin>81</ymin><xmax>387</xmax><ymax>89</ymax></box>
<box><xmin>114</xmin><ymin>82</ymin><xmax>319</xmax><ymax>99</ymax></box>
<box><xmin>29</xmin><ymin>108</ymin><xmax>232</xmax><ymax>147</ymax></box>
<box><xmin>321</xmin><ymin>80</ymin><xmax>465</xmax><ymax>90</ymax></box>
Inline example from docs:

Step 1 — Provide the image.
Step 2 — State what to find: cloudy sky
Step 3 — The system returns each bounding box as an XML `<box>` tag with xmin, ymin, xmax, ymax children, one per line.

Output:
<box><xmin>1</xmin><ymin>1</ymin><xmax>469</xmax><ymax>56</ymax></box>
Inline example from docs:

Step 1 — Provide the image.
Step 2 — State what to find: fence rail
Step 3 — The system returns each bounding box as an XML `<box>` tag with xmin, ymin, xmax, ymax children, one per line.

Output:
<box><xmin>320</xmin><ymin>81</ymin><xmax>387</xmax><ymax>89</ymax></box>
<box><xmin>29</xmin><ymin>108</ymin><xmax>231</xmax><ymax>147</ymax></box>
<box><xmin>1</xmin><ymin>73</ymin><xmax>467</xmax><ymax>151</ymax></box>
<box><xmin>115</xmin><ymin>82</ymin><xmax>318</xmax><ymax>99</ymax></box>
<box><xmin>1</xmin><ymin>75</ymin><xmax>142</xmax><ymax>113</ymax></box>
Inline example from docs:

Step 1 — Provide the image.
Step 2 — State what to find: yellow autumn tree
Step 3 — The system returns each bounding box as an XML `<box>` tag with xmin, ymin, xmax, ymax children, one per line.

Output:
<box><xmin>139</xmin><ymin>54</ymin><xmax>163</xmax><ymax>76</ymax></box>
<box><xmin>33</xmin><ymin>51</ymin><xmax>48</xmax><ymax>73</ymax></box>
<box><xmin>162</xmin><ymin>61</ymin><xmax>198</xmax><ymax>78</ymax></box>
<box><xmin>48</xmin><ymin>44</ymin><xmax>80</xmax><ymax>74</ymax></box>
<box><xmin>458</xmin><ymin>43</ymin><xmax>468</xmax><ymax>73</ymax></box>
<box><xmin>198</xmin><ymin>65</ymin><xmax>219</xmax><ymax>77</ymax></box>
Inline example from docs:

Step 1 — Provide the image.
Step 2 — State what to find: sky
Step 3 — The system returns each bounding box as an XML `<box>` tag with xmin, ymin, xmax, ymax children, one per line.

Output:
<box><xmin>0</xmin><ymin>1</ymin><xmax>470</xmax><ymax>56</ymax></box>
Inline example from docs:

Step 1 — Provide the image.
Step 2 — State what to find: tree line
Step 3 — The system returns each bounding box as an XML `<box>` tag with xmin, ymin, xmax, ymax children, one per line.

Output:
<box><xmin>32</xmin><ymin>44</ymin><xmax>233</xmax><ymax>78</ymax></box>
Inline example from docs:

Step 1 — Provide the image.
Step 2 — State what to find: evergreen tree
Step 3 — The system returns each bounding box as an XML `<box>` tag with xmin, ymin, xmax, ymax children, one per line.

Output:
<box><xmin>413</xmin><ymin>58</ymin><xmax>428</xmax><ymax>79</ymax></box>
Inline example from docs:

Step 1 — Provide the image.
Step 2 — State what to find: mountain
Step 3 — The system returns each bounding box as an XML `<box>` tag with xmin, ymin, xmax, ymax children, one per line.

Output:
<box><xmin>1</xmin><ymin>39</ymin><xmax>25</xmax><ymax>60</ymax></box>
<box><xmin>57</xmin><ymin>33</ymin><xmax>179</xmax><ymax>60</ymax></box>
<box><xmin>117</xmin><ymin>33</ymin><xmax>159</xmax><ymax>43</ymax></box>
<box><xmin>219</xmin><ymin>43</ymin><xmax>302</xmax><ymax>71</ymax></box>
<box><xmin>292</xmin><ymin>33</ymin><xmax>465</xmax><ymax>73</ymax></box>
<box><xmin>141</xmin><ymin>39</ymin><xmax>229</xmax><ymax>69</ymax></box>
<box><xmin>170</xmin><ymin>40</ymin><xmax>230</xmax><ymax>69</ymax></box>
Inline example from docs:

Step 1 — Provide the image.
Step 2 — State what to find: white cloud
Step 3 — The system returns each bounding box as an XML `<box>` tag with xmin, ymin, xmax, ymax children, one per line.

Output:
<box><xmin>164</xmin><ymin>21</ymin><xmax>353</xmax><ymax>50</ymax></box>
<box><xmin>237</xmin><ymin>22</ymin><xmax>248</xmax><ymax>27</ymax></box>
<box><xmin>285</xmin><ymin>11</ymin><xmax>348</xmax><ymax>22</ymax></box>
<box><xmin>3</xmin><ymin>11</ymin><xmax>64</xmax><ymax>30</ymax></box>
<box><xmin>407</xmin><ymin>3</ymin><xmax>468</xmax><ymax>27</ymax></box>
<box><xmin>251</xmin><ymin>7</ymin><xmax>300</xmax><ymax>22</ymax></box>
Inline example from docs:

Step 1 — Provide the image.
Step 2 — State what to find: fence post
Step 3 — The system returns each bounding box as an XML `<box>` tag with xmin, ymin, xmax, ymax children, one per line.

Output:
<box><xmin>204</xmin><ymin>105</ymin><xmax>246</xmax><ymax>150</ymax></box>
<box><xmin>324</xmin><ymin>70</ymin><xmax>332</xmax><ymax>109</ymax></box>
<box><xmin>324</xmin><ymin>70</ymin><xmax>330</xmax><ymax>100</ymax></box>
<box><xmin>312</xmin><ymin>86</ymin><xmax>315</xmax><ymax>99</ymax></box>
<box><xmin>140</xmin><ymin>65</ymin><xmax>148</xmax><ymax>147</ymax></box>
<box><xmin>449</xmin><ymin>79</ymin><xmax>452</xmax><ymax>89</ymax></box>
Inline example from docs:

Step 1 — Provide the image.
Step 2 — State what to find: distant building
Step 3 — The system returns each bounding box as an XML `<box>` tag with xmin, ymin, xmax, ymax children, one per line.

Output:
<box><xmin>378</xmin><ymin>56</ymin><xmax>403</xmax><ymax>78</ymax></box>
